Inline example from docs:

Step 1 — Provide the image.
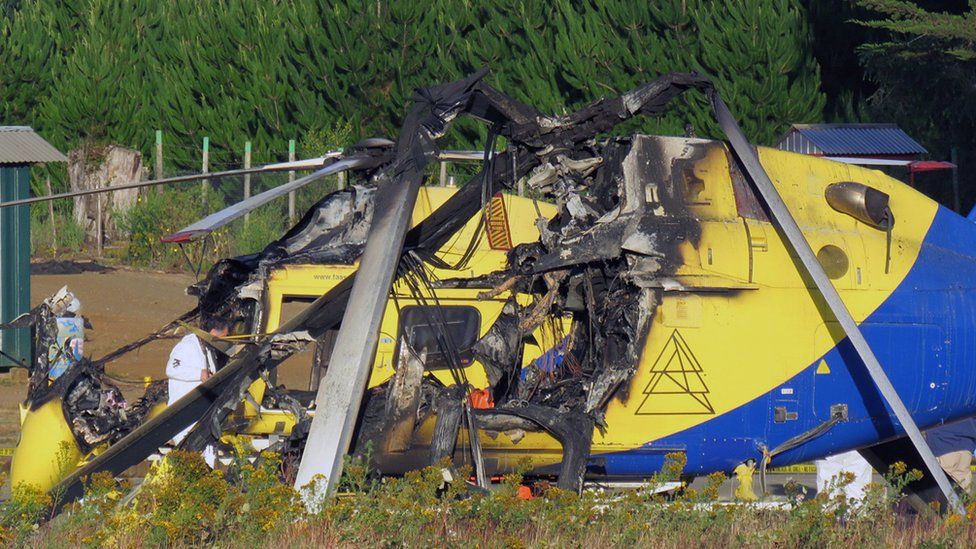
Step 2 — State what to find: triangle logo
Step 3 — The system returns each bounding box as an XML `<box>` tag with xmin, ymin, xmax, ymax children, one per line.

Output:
<box><xmin>636</xmin><ymin>329</ymin><xmax>714</xmax><ymax>415</ymax></box>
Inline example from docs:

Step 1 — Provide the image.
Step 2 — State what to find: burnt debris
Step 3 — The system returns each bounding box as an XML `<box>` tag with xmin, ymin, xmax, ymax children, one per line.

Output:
<box><xmin>9</xmin><ymin>288</ymin><xmax>168</xmax><ymax>453</ymax></box>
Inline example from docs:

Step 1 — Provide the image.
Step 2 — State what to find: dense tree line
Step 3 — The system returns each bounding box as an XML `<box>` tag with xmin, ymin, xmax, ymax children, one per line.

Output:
<box><xmin>804</xmin><ymin>0</ymin><xmax>976</xmax><ymax>209</ymax></box>
<box><xmin>0</xmin><ymin>0</ymin><xmax>825</xmax><ymax>198</ymax></box>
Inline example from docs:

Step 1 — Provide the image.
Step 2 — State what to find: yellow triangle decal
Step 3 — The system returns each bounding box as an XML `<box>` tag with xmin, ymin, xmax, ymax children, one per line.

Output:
<box><xmin>816</xmin><ymin>360</ymin><xmax>831</xmax><ymax>375</ymax></box>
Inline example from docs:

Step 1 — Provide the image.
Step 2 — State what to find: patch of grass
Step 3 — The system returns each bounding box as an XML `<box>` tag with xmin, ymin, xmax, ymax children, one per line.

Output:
<box><xmin>4</xmin><ymin>451</ymin><xmax>976</xmax><ymax>547</ymax></box>
<box><xmin>29</xmin><ymin>212</ymin><xmax>86</xmax><ymax>257</ymax></box>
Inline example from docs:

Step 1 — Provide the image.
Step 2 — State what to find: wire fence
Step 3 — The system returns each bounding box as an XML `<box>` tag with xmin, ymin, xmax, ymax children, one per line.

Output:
<box><xmin>28</xmin><ymin>143</ymin><xmax>487</xmax><ymax>273</ymax></box>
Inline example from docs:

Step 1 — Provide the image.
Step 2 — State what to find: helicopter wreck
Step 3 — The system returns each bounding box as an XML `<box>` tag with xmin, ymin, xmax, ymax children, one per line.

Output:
<box><xmin>163</xmin><ymin>72</ymin><xmax>713</xmax><ymax>491</ymax></box>
<box><xmin>36</xmin><ymin>68</ymin><xmax>794</xmax><ymax>508</ymax></box>
<box><xmin>7</xmin><ymin>65</ymin><xmax>966</xmax><ymax>514</ymax></box>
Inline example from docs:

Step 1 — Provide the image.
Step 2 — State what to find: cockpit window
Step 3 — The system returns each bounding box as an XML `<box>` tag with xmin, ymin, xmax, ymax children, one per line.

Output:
<box><xmin>727</xmin><ymin>153</ymin><xmax>770</xmax><ymax>221</ymax></box>
<box><xmin>397</xmin><ymin>306</ymin><xmax>481</xmax><ymax>370</ymax></box>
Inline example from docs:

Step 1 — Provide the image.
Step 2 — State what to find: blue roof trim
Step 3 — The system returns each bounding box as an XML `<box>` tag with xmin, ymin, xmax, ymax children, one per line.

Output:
<box><xmin>784</xmin><ymin>124</ymin><xmax>927</xmax><ymax>156</ymax></box>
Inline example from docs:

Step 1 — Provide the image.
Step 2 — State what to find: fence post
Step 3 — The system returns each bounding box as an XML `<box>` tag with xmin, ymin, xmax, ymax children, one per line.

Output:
<box><xmin>201</xmin><ymin>136</ymin><xmax>210</xmax><ymax>213</ymax></box>
<box><xmin>155</xmin><ymin>130</ymin><xmax>163</xmax><ymax>194</ymax></box>
<box><xmin>244</xmin><ymin>141</ymin><xmax>252</xmax><ymax>224</ymax></box>
<box><xmin>46</xmin><ymin>176</ymin><xmax>57</xmax><ymax>253</ymax></box>
<box><xmin>288</xmin><ymin>139</ymin><xmax>296</xmax><ymax>224</ymax></box>
<box><xmin>338</xmin><ymin>171</ymin><xmax>346</xmax><ymax>190</ymax></box>
<box><xmin>439</xmin><ymin>161</ymin><xmax>447</xmax><ymax>186</ymax></box>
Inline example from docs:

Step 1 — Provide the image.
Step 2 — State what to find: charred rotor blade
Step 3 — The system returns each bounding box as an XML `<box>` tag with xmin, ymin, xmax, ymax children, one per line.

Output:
<box><xmin>708</xmin><ymin>91</ymin><xmax>965</xmax><ymax>516</ymax></box>
<box><xmin>161</xmin><ymin>156</ymin><xmax>373</xmax><ymax>243</ymax></box>
<box><xmin>0</xmin><ymin>158</ymin><xmax>337</xmax><ymax>210</ymax></box>
<box><xmin>293</xmin><ymin>69</ymin><xmax>494</xmax><ymax>499</ymax></box>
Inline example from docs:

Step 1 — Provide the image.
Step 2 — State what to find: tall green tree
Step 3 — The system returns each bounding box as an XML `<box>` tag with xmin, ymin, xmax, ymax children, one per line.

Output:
<box><xmin>0</xmin><ymin>0</ymin><xmax>828</xmax><ymax>200</ymax></box>
<box><xmin>855</xmin><ymin>0</ymin><xmax>976</xmax><ymax>208</ymax></box>
<box><xmin>692</xmin><ymin>0</ymin><xmax>826</xmax><ymax>144</ymax></box>
<box><xmin>36</xmin><ymin>0</ymin><xmax>161</xmax><ymax>149</ymax></box>
<box><xmin>0</xmin><ymin>0</ymin><xmax>86</xmax><ymax>127</ymax></box>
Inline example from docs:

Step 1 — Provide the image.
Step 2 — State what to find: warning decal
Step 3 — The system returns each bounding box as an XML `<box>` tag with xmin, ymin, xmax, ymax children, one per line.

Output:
<box><xmin>485</xmin><ymin>193</ymin><xmax>513</xmax><ymax>250</ymax></box>
<box><xmin>635</xmin><ymin>329</ymin><xmax>715</xmax><ymax>415</ymax></box>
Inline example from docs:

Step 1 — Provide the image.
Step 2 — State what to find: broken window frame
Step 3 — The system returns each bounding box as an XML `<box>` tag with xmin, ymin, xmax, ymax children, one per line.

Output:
<box><xmin>395</xmin><ymin>305</ymin><xmax>481</xmax><ymax>371</ymax></box>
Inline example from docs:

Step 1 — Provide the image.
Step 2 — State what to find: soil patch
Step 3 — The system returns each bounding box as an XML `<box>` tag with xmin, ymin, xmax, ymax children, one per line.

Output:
<box><xmin>31</xmin><ymin>269</ymin><xmax>197</xmax><ymax>391</ymax></box>
<box><xmin>31</xmin><ymin>259</ymin><xmax>112</xmax><ymax>275</ymax></box>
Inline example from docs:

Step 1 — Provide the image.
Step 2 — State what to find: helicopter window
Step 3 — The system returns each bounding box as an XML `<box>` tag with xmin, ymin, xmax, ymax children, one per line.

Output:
<box><xmin>727</xmin><ymin>155</ymin><xmax>771</xmax><ymax>221</ymax></box>
<box><xmin>817</xmin><ymin>245</ymin><xmax>849</xmax><ymax>279</ymax></box>
<box><xmin>397</xmin><ymin>306</ymin><xmax>481</xmax><ymax>371</ymax></box>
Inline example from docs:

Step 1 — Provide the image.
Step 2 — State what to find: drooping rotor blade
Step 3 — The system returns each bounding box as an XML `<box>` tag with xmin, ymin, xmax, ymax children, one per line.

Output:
<box><xmin>0</xmin><ymin>157</ymin><xmax>337</xmax><ymax>209</ymax></box>
<box><xmin>264</xmin><ymin>151</ymin><xmax>341</xmax><ymax>170</ymax></box>
<box><xmin>708</xmin><ymin>91</ymin><xmax>965</xmax><ymax>515</ymax></box>
<box><xmin>161</xmin><ymin>156</ymin><xmax>372</xmax><ymax>243</ymax></box>
<box><xmin>293</xmin><ymin>70</ymin><xmax>493</xmax><ymax>500</ymax></box>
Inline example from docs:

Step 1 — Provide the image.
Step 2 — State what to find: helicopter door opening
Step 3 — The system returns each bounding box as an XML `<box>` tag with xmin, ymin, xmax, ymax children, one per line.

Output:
<box><xmin>813</xmin><ymin>322</ymin><xmax>946</xmax><ymax>422</ymax></box>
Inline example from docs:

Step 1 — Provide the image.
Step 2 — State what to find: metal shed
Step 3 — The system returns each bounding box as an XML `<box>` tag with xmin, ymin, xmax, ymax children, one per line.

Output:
<box><xmin>0</xmin><ymin>127</ymin><xmax>67</xmax><ymax>368</ymax></box>
<box><xmin>776</xmin><ymin>124</ymin><xmax>927</xmax><ymax>159</ymax></box>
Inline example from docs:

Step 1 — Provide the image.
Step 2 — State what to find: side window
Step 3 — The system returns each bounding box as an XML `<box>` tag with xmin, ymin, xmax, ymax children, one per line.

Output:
<box><xmin>397</xmin><ymin>306</ymin><xmax>481</xmax><ymax>370</ymax></box>
<box><xmin>727</xmin><ymin>152</ymin><xmax>770</xmax><ymax>221</ymax></box>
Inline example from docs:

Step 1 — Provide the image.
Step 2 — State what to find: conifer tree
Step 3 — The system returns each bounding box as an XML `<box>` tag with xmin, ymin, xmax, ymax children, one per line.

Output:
<box><xmin>0</xmin><ymin>0</ymin><xmax>829</xmax><ymax>176</ymax></box>
<box><xmin>0</xmin><ymin>0</ymin><xmax>86</xmax><ymax>128</ymax></box>
<box><xmin>36</xmin><ymin>0</ymin><xmax>161</xmax><ymax>149</ymax></box>
<box><xmin>691</xmin><ymin>0</ymin><xmax>825</xmax><ymax>143</ymax></box>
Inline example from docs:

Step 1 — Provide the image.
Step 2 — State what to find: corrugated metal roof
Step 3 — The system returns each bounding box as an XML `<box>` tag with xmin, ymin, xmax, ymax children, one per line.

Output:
<box><xmin>0</xmin><ymin>126</ymin><xmax>67</xmax><ymax>164</ymax></box>
<box><xmin>777</xmin><ymin>124</ymin><xmax>927</xmax><ymax>156</ymax></box>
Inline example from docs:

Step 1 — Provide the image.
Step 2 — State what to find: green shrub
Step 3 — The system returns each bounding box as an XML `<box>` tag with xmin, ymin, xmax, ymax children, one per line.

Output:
<box><xmin>0</xmin><ymin>479</ymin><xmax>50</xmax><ymax>547</ymax></box>
<box><xmin>29</xmin><ymin>212</ymin><xmax>86</xmax><ymax>257</ymax></box>
<box><xmin>7</xmin><ymin>449</ymin><xmax>976</xmax><ymax>547</ymax></box>
<box><xmin>228</xmin><ymin>205</ymin><xmax>287</xmax><ymax>257</ymax></box>
<box><xmin>115</xmin><ymin>189</ymin><xmax>225</xmax><ymax>269</ymax></box>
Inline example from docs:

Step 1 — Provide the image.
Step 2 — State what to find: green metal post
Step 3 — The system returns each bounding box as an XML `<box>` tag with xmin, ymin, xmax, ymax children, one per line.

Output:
<box><xmin>0</xmin><ymin>165</ymin><xmax>31</xmax><ymax>367</ymax></box>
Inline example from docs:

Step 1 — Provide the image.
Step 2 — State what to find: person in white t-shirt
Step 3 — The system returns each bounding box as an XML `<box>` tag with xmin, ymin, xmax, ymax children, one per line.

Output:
<box><xmin>165</xmin><ymin>316</ymin><xmax>231</xmax><ymax>466</ymax></box>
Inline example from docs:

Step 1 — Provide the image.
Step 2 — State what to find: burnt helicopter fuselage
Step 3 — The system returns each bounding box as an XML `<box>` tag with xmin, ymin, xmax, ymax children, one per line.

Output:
<box><xmin>193</xmin><ymin>133</ymin><xmax>976</xmax><ymax>486</ymax></box>
<box><xmin>13</xmin><ymin>72</ymin><xmax>974</xmax><ymax>510</ymax></box>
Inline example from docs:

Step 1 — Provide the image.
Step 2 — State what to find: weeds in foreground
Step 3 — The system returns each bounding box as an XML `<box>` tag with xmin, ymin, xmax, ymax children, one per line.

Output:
<box><xmin>3</xmin><ymin>453</ymin><xmax>976</xmax><ymax>547</ymax></box>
